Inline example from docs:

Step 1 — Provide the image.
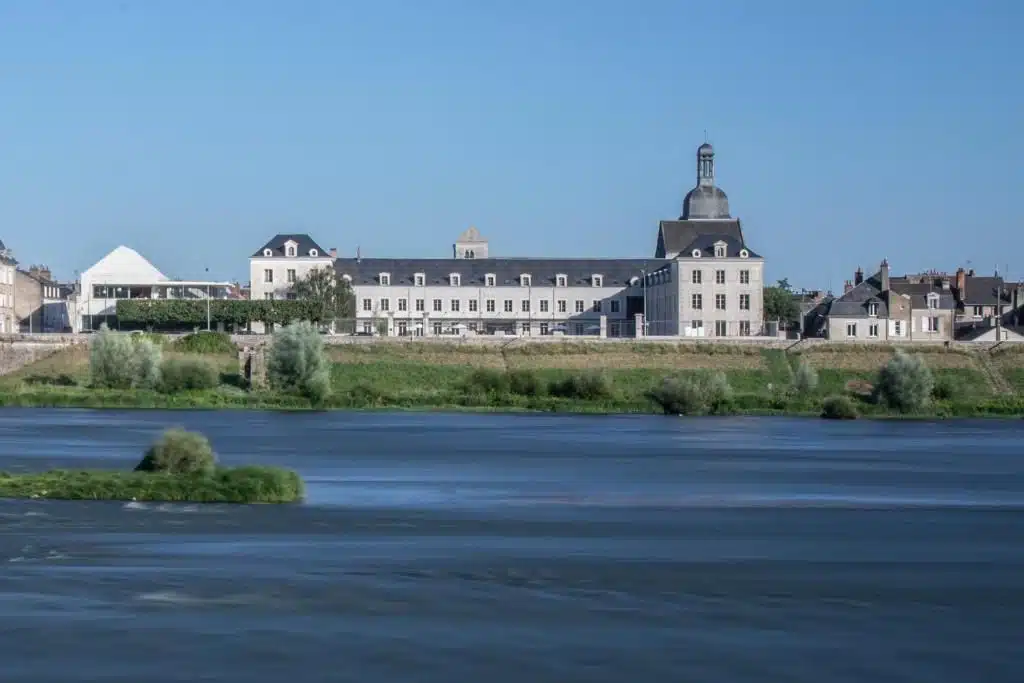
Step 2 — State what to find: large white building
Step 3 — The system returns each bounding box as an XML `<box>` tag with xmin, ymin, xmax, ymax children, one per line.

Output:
<box><xmin>249</xmin><ymin>142</ymin><xmax>765</xmax><ymax>338</ymax></box>
<box><xmin>76</xmin><ymin>246</ymin><xmax>231</xmax><ymax>331</ymax></box>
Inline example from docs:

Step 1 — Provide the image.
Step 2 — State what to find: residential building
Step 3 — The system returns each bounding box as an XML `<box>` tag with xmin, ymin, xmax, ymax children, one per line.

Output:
<box><xmin>254</xmin><ymin>141</ymin><xmax>766</xmax><ymax>338</ymax></box>
<box><xmin>249</xmin><ymin>234</ymin><xmax>336</xmax><ymax>333</ymax></box>
<box><xmin>0</xmin><ymin>241</ymin><xmax>16</xmax><ymax>333</ymax></box>
<box><xmin>825</xmin><ymin>261</ymin><xmax>956</xmax><ymax>341</ymax></box>
<box><xmin>76</xmin><ymin>246</ymin><xmax>231</xmax><ymax>332</ymax></box>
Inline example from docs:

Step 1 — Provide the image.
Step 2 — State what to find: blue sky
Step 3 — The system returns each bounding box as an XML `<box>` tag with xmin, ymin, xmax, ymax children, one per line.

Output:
<box><xmin>1</xmin><ymin>0</ymin><xmax>1020</xmax><ymax>289</ymax></box>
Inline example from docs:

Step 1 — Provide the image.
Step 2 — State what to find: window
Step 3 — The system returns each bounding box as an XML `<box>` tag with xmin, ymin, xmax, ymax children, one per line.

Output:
<box><xmin>504</xmin><ymin>299</ymin><xmax>513</xmax><ymax>312</ymax></box>
<box><xmin>286</xmin><ymin>245</ymin><xmax>296</xmax><ymax>257</ymax></box>
<box><xmin>575</xmin><ymin>300</ymin><xmax>585</xmax><ymax>313</ymax></box>
<box><xmin>692</xmin><ymin>270</ymin><xmax>702</xmax><ymax>285</ymax></box>
<box><xmin>397</xmin><ymin>321</ymin><xmax>408</xmax><ymax>336</ymax></box>
<box><xmin>692</xmin><ymin>293</ymin><xmax>703</xmax><ymax>310</ymax></box>
<box><xmin>610</xmin><ymin>300</ymin><xmax>620</xmax><ymax>313</ymax></box>
<box><xmin>540</xmin><ymin>300</ymin><xmax>549</xmax><ymax>313</ymax></box>
<box><xmin>398</xmin><ymin>298</ymin><xmax>408</xmax><ymax>312</ymax></box>
<box><xmin>739</xmin><ymin>321</ymin><xmax>751</xmax><ymax>336</ymax></box>
<box><xmin>486</xmin><ymin>299</ymin><xmax>495</xmax><ymax>313</ymax></box>
<box><xmin>415</xmin><ymin>299</ymin><xmax>424</xmax><ymax>312</ymax></box>
<box><xmin>450</xmin><ymin>274</ymin><xmax>461</xmax><ymax>287</ymax></box>
<box><xmin>894</xmin><ymin>320</ymin><xmax>903</xmax><ymax>336</ymax></box>
<box><xmin>739</xmin><ymin>249</ymin><xmax>749</xmax><ymax>258</ymax></box>
<box><xmin>520</xmin><ymin>274</ymin><xmax>531</xmax><ymax>287</ymax></box>
<box><xmin>715</xmin><ymin>270</ymin><xmax>725</xmax><ymax>285</ymax></box>
<box><xmin>739</xmin><ymin>294</ymin><xmax>750</xmax><ymax>310</ymax></box>
<box><xmin>264</xmin><ymin>292</ymin><xmax>274</xmax><ymax>300</ymax></box>
<box><xmin>520</xmin><ymin>323</ymin><xmax>531</xmax><ymax>335</ymax></box>
<box><xmin>868</xmin><ymin>302</ymin><xmax>879</xmax><ymax>317</ymax></box>
<box><xmin>691</xmin><ymin>320</ymin><xmax>703</xmax><ymax>331</ymax></box>
<box><xmin>692</xmin><ymin>249</ymin><xmax>702</xmax><ymax>258</ymax></box>
<box><xmin>556</xmin><ymin>275</ymin><xmax>567</xmax><ymax>287</ymax></box>
<box><xmin>433</xmin><ymin>299</ymin><xmax>442</xmax><ymax>312</ymax></box>
<box><xmin>739</xmin><ymin>270</ymin><xmax>750</xmax><ymax>284</ymax></box>
<box><xmin>847</xmin><ymin>322</ymin><xmax>857</xmax><ymax>337</ymax></box>
<box><xmin>869</xmin><ymin>323</ymin><xmax>879</xmax><ymax>338</ymax></box>
<box><xmin>414</xmin><ymin>273</ymin><xmax>425</xmax><ymax>287</ymax></box>
<box><xmin>540</xmin><ymin>323</ymin><xmax>549</xmax><ymax>335</ymax></box>
<box><xmin>715</xmin><ymin>320</ymin><xmax>727</xmax><ymax>336</ymax></box>
<box><xmin>928</xmin><ymin>317</ymin><xmax>940</xmax><ymax>332</ymax></box>
<box><xmin>592</xmin><ymin>274</ymin><xmax>603</xmax><ymax>287</ymax></box>
<box><xmin>714</xmin><ymin>245</ymin><xmax>726</xmax><ymax>258</ymax></box>
<box><xmin>263</xmin><ymin>269</ymin><xmax>273</xmax><ymax>283</ymax></box>
<box><xmin>715</xmin><ymin>294</ymin><xmax>726</xmax><ymax>310</ymax></box>
<box><xmin>433</xmin><ymin>323</ymin><xmax>442</xmax><ymax>335</ymax></box>
<box><xmin>465</xmin><ymin>250</ymin><xmax>475</xmax><ymax>259</ymax></box>
<box><xmin>486</xmin><ymin>274</ymin><xmax>496</xmax><ymax>287</ymax></box>
<box><xmin>362</xmin><ymin>298</ymin><xmax>372</xmax><ymax>312</ymax></box>
<box><xmin>263</xmin><ymin>249</ymin><xmax>272</xmax><ymax>257</ymax></box>
<box><xmin>379</xmin><ymin>273</ymin><xmax>391</xmax><ymax>286</ymax></box>
<box><xmin>973</xmin><ymin>305</ymin><xmax>984</xmax><ymax>317</ymax></box>
<box><xmin>379</xmin><ymin>298</ymin><xmax>390</xmax><ymax>311</ymax></box>
<box><xmin>469</xmin><ymin>299</ymin><xmax>478</xmax><ymax>312</ymax></box>
<box><xmin>362</xmin><ymin>322</ymin><xmax>373</xmax><ymax>335</ymax></box>
<box><xmin>287</xmin><ymin>269</ymin><xmax>296</xmax><ymax>283</ymax></box>
<box><xmin>309</xmin><ymin>248</ymin><xmax>319</xmax><ymax>257</ymax></box>
<box><xmin>592</xmin><ymin>300</ymin><xmax>602</xmax><ymax>313</ymax></box>
<box><xmin>557</xmin><ymin>299</ymin><xmax>567</xmax><ymax>313</ymax></box>
<box><xmin>521</xmin><ymin>300</ymin><xmax>530</xmax><ymax>312</ymax></box>
<box><xmin>927</xmin><ymin>295</ymin><xmax>938</xmax><ymax>309</ymax></box>
<box><xmin>451</xmin><ymin>299</ymin><xmax>460</xmax><ymax>312</ymax></box>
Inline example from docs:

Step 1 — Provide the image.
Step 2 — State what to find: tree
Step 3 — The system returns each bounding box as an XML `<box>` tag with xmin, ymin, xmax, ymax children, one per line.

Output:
<box><xmin>763</xmin><ymin>278</ymin><xmax>800</xmax><ymax>326</ymax></box>
<box><xmin>291</xmin><ymin>267</ymin><xmax>355</xmax><ymax>328</ymax></box>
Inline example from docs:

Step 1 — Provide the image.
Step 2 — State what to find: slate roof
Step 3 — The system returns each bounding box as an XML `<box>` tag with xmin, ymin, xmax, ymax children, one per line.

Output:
<box><xmin>334</xmin><ymin>257</ymin><xmax>666</xmax><ymax>288</ymax></box>
<box><xmin>655</xmin><ymin>219</ymin><xmax>756</xmax><ymax>259</ymax></box>
<box><xmin>889</xmin><ymin>278</ymin><xmax>957</xmax><ymax>310</ymax></box>
<box><xmin>959</xmin><ymin>276</ymin><xmax>1011</xmax><ymax>306</ymax></box>
<box><xmin>826</xmin><ymin>273</ymin><xmax>890</xmax><ymax>318</ymax></box>
<box><xmin>682</xmin><ymin>185</ymin><xmax>731</xmax><ymax>219</ymax></box>
<box><xmin>252</xmin><ymin>234</ymin><xmax>329</xmax><ymax>258</ymax></box>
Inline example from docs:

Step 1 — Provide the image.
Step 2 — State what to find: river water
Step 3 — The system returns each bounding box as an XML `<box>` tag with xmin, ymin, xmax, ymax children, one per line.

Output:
<box><xmin>0</xmin><ymin>409</ymin><xmax>1021</xmax><ymax>682</ymax></box>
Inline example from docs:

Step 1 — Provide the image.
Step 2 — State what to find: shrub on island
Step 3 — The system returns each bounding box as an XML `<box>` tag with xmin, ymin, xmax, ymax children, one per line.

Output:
<box><xmin>821</xmin><ymin>395</ymin><xmax>858</xmax><ymax>420</ymax></box>
<box><xmin>0</xmin><ymin>428</ymin><xmax>303</xmax><ymax>504</ymax></box>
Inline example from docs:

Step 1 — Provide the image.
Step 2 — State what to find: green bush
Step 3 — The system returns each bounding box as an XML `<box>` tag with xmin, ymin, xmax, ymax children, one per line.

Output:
<box><xmin>171</xmin><ymin>331</ymin><xmax>236</xmax><ymax>355</ymax></box>
<box><xmin>648</xmin><ymin>371</ymin><xmax>733</xmax><ymax>415</ymax></box>
<box><xmin>135</xmin><ymin>428</ymin><xmax>217</xmax><ymax>475</ymax></box>
<box><xmin>89</xmin><ymin>324</ymin><xmax>163</xmax><ymax>390</ymax></box>
<box><xmin>508</xmin><ymin>369</ymin><xmax>545</xmax><ymax>396</ymax></box>
<box><xmin>932</xmin><ymin>376</ymin><xmax>955</xmax><ymax>401</ymax></box>
<box><xmin>548</xmin><ymin>372</ymin><xmax>613</xmax><ymax>400</ymax></box>
<box><xmin>875</xmin><ymin>350</ymin><xmax>934</xmax><ymax>412</ymax></box>
<box><xmin>463</xmin><ymin>368</ymin><xmax>510</xmax><ymax>394</ymax></box>
<box><xmin>791</xmin><ymin>359</ymin><xmax>819</xmax><ymax>395</ymax></box>
<box><xmin>821</xmin><ymin>395</ymin><xmax>858</xmax><ymax>419</ymax></box>
<box><xmin>158</xmin><ymin>357</ymin><xmax>219</xmax><ymax>393</ymax></box>
<box><xmin>267</xmin><ymin>321</ymin><xmax>332</xmax><ymax>403</ymax></box>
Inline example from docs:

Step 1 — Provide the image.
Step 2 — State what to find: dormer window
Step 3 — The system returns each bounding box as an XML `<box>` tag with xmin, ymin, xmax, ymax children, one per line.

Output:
<box><xmin>520</xmin><ymin>274</ymin><xmax>532</xmax><ymax>287</ymax></box>
<box><xmin>309</xmin><ymin>248</ymin><xmax>319</xmax><ymax>257</ymax></box>
<box><xmin>449</xmin><ymin>273</ymin><xmax>461</xmax><ymax>287</ymax></box>
<box><xmin>714</xmin><ymin>242</ymin><xmax>727</xmax><ymax>258</ymax></box>
<box><xmin>927</xmin><ymin>294</ymin><xmax>939</xmax><ymax>309</ymax></box>
<box><xmin>485</xmin><ymin>273</ymin><xmax>496</xmax><ymax>287</ymax></box>
<box><xmin>868</xmin><ymin>302</ymin><xmax>879</xmax><ymax>317</ymax></box>
<box><xmin>692</xmin><ymin>249</ymin><xmax>702</xmax><ymax>258</ymax></box>
<box><xmin>341</xmin><ymin>274</ymin><xmax>352</xmax><ymax>282</ymax></box>
<box><xmin>284</xmin><ymin>240</ymin><xmax>298</xmax><ymax>257</ymax></box>
<box><xmin>379</xmin><ymin>272</ymin><xmax>391</xmax><ymax>286</ymax></box>
<box><xmin>262</xmin><ymin>248</ymin><xmax>272</xmax><ymax>257</ymax></box>
<box><xmin>556</xmin><ymin>274</ymin><xmax>567</xmax><ymax>287</ymax></box>
<box><xmin>414</xmin><ymin>273</ymin><xmax>425</xmax><ymax>287</ymax></box>
<box><xmin>592</xmin><ymin>274</ymin><xmax>603</xmax><ymax>287</ymax></box>
<box><xmin>739</xmin><ymin>249</ymin><xmax>749</xmax><ymax>259</ymax></box>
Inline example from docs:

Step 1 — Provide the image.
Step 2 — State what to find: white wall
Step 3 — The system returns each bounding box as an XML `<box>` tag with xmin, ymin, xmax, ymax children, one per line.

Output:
<box><xmin>249</xmin><ymin>255</ymin><xmax>335</xmax><ymax>332</ymax></box>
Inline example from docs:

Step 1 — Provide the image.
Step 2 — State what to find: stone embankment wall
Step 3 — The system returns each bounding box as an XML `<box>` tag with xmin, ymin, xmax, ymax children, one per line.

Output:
<box><xmin>0</xmin><ymin>334</ymin><xmax>84</xmax><ymax>375</ymax></box>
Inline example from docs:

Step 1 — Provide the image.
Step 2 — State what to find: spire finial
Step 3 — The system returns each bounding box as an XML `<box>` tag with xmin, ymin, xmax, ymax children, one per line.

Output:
<box><xmin>704</xmin><ymin>129</ymin><xmax>708</xmax><ymax>143</ymax></box>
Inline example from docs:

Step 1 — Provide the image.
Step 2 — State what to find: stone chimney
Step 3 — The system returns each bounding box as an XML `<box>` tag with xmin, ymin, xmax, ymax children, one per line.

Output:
<box><xmin>880</xmin><ymin>259</ymin><xmax>890</xmax><ymax>292</ymax></box>
<box><xmin>329</xmin><ymin>247</ymin><xmax>338</xmax><ymax>258</ymax></box>
<box><xmin>955</xmin><ymin>267</ymin><xmax>966</xmax><ymax>294</ymax></box>
<box><xmin>854</xmin><ymin>267</ymin><xmax>864</xmax><ymax>286</ymax></box>
<box><xmin>844</xmin><ymin>280</ymin><xmax>854</xmax><ymax>294</ymax></box>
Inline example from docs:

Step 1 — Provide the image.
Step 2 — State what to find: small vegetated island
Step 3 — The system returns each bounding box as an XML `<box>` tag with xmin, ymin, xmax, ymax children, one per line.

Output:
<box><xmin>2</xmin><ymin>319</ymin><xmax>1023</xmax><ymax>418</ymax></box>
<box><xmin>0</xmin><ymin>428</ymin><xmax>304</xmax><ymax>504</ymax></box>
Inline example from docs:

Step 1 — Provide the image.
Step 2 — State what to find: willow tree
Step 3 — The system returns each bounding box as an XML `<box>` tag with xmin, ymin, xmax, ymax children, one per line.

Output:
<box><xmin>291</xmin><ymin>266</ymin><xmax>355</xmax><ymax>330</ymax></box>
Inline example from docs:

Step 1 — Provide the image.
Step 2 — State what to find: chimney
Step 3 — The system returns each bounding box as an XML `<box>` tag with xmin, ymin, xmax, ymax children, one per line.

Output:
<box><xmin>329</xmin><ymin>248</ymin><xmax>338</xmax><ymax>258</ymax></box>
<box><xmin>844</xmin><ymin>280</ymin><xmax>854</xmax><ymax>294</ymax></box>
<box><xmin>880</xmin><ymin>259</ymin><xmax>890</xmax><ymax>292</ymax></box>
<box><xmin>854</xmin><ymin>267</ymin><xmax>864</xmax><ymax>286</ymax></box>
<box><xmin>956</xmin><ymin>267</ymin><xmax>966</xmax><ymax>295</ymax></box>
<box><xmin>941</xmin><ymin>278</ymin><xmax>951</xmax><ymax>291</ymax></box>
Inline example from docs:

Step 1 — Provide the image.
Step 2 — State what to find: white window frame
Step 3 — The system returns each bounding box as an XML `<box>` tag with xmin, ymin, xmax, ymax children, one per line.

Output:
<box><xmin>485</xmin><ymin>273</ymin><xmax>496</xmax><ymax>287</ymax></box>
<box><xmin>379</xmin><ymin>272</ymin><xmax>391</xmax><ymax>286</ymax></box>
<box><xmin>520</xmin><ymin>274</ymin><xmax>531</xmax><ymax>287</ymax></box>
<box><xmin>556</xmin><ymin>274</ymin><xmax>567</xmax><ymax>287</ymax></box>
<box><xmin>591</xmin><ymin>274</ymin><xmax>603</xmax><ymax>287</ymax></box>
<box><xmin>449</xmin><ymin>273</ymin><xmax>461</xmax><ymax>287</ymax></box>
<box><xmin>414</xmin><ymin>273</ymin><xmax>425</xmax><ymax>287</ymax></box>
<box><xmin>847</xmin><ymin>322</ymin><xmax>857</xmax><ymax>337</ymax></box>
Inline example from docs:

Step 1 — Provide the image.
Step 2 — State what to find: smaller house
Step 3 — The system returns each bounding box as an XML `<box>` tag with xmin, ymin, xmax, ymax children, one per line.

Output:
<box><xmin>824</xmin><ymin>260</ymin><xmax>956</xmax><ymax>341</ymax></box>
<box><xmin>950</xmin><ymin>269</ymin><xmax>1022</xmax><ymax>340</ymax></box>
<box><xmin>0</xmin><ymin>241</ymin><xmax>17</xmax><ymax>334</ymax></box>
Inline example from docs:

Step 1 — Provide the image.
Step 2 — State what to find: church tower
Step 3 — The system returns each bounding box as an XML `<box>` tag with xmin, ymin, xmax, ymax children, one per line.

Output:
<box><xmin>453</xmin><ymin>226</ymin><xmax>488</xmax><ymax>259</ymax></box>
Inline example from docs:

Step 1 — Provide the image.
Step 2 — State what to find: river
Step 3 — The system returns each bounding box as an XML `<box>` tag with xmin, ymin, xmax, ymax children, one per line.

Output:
<box><xmin>0</xmin><ymin>409</ymin><xmax>1021</xmax><ymax>682</ymax></box>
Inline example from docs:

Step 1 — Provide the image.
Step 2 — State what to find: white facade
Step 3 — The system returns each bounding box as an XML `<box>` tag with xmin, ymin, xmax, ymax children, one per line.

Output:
<box><xmin>0</xmin><ymin>259</ymin><xmax>14</xmax><ymax>334</ymax></box>
<box><xmin>77</xmin><ymin>246</ymin><xmax>230</xmax><ymax>331</ymax></box>
<box><xmin>249</xmin><ymin>236</ymin><xmax>335</xmax><ymax>333</ymax></box>
<box><xmin>645</xmin><ymin>247</ymin><xmax>765</xmax><ymax>337</ymax></box>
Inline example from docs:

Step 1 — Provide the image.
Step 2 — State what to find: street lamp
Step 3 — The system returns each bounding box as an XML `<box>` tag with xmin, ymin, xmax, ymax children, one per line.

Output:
<box><xmin>205</xmin><ymin>267</ymin><xmax>211</xmax><ymax>331</ymax></box>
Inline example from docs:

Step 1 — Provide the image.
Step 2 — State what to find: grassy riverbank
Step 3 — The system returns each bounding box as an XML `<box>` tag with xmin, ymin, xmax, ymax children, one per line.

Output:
<box><xmin>2</xmin><ymin>338</ymin><xmax>1023</xmax><ymax>418</ymax></box>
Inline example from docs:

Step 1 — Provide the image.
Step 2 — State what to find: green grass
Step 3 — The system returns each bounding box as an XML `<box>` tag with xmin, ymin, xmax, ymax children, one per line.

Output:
<box><xmin>0</xmin><ymin>466</ymin><xmax>304</xmax><ymax>503</ymax></box>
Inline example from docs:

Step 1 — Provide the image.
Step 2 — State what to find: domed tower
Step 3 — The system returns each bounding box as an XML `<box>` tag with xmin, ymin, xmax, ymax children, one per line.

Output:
<box><xmin>681</xmin><ymin>142</ymin><xmax>731</xmax><ymax>219</ymax></box>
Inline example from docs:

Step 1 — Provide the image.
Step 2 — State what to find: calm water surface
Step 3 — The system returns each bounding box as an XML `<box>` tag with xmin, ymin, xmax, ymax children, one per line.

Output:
<box><xmin>0</xmin><ymin>409</ymin><xmax>1021</xmax><ymax>682</ymax></box>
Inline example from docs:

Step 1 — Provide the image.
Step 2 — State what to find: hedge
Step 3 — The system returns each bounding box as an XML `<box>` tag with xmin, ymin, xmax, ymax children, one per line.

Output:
<box><xmin>116</xmin><ymin>299</ymin><xmax>326</xmax><ymax>326</ymax></box>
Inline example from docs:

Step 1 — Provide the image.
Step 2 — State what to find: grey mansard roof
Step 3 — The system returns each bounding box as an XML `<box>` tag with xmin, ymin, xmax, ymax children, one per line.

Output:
<box><xmin>826</xmin><ymin>273</ymin><xmax>890</xmax><ymax>318</ymax></box>
<box><xmin>334</xmin><ymin>257</ymin><xmax>667</xmax><ymax>287</ymax></box>
<box><xmin>252</xmin><ymin>234</ymin><xmax>329</xmax><ymax>258</ymax></box>
<box><xmin>655</xmin><ymin>219</ymin><xmax>758</xmax><ymax>259</ymax></box>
